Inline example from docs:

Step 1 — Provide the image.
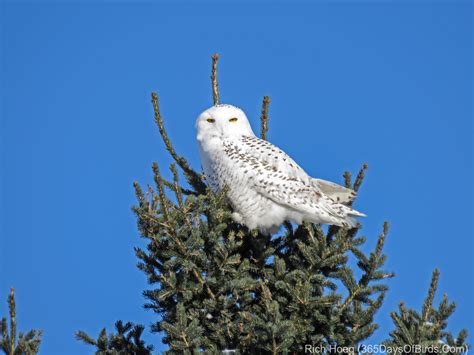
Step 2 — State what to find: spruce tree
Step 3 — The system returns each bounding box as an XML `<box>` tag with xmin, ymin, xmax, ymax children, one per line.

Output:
<box><xmin>383</xmin><ymin>269</ymin><xmax>468</xmax><ymax>355</ymax></box>
<box><xmin>0</xmin><ymin>289</ymin><xmax>42</xmax><ymax>355</ymax></box>
<box><xmin>77</xmin><ymin>54</ymin><xmax>468</xmax><ymax>354</ymax></box>
<box><xmin>75</xmin><ymin>321</ymin><xmax>153</xmax><ymax>355</ymax></box>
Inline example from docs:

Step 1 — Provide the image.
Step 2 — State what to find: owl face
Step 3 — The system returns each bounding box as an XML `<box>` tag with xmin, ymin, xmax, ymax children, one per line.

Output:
<box><xmin>196</xmin><ymin>104</ymin><xmax>255</xmax><ymax>141</ymax></box>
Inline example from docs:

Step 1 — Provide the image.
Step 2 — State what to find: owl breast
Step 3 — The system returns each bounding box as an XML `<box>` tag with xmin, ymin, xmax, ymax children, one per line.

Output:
<box><xmin>198</xmin><ymin>136</ymin><xmax>293</xmax><ymax>233</ymax></box>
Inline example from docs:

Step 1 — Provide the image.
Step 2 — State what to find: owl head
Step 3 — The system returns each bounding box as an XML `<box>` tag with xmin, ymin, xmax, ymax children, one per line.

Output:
<box><xmin>196</xmin><ymin>104</ymin><xmax>255</xmax><ymax>141</ymax></box>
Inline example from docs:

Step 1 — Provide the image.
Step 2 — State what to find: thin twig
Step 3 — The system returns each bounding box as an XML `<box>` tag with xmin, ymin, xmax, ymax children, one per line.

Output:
<box><xmin>152</xmin><ymin>162</ymin><xmax>170</xmax><ymax>223</ymax></box>
<box><xmin>160</xmin><ymin>177</ymin><xmax>195</xmax><ymax>196</ymax></box>
<box><xmin>260</xmin><ymin>96</ymin><xmax>270</xmax><ymax>140</ymax></box>
<box><xmin>339</xmin><ymin>221</ymin><xmax>390</xmax><ymax>312</ymax></box>
<box><xmin>353</xmin><ymin>163</ymin><xmax>368</xmax><ymax>192</ymax></box>
<box><xmin>9</xmin><ymin>288</ymin><xmax>16</xmax><ymax>354</ymax></box>
<box><xmin>343</xmin><ymin>171</ymin><xmax>352</xmax><ymax>189</ymax></box>
<box><xmin>170</xmin><ymin>164</ymin><xmax>193</xmax><ymax>231</ymax></box>
<box><xmin>211</xmin><ymin>53</ymin><xmax>220</xmax><ymax>105</ymax></box>
<box><xmin>151</xmin><ymin>92</ymin><xmax>206</xmax><ymax>193</ymax></box>
<box><xmin>422</xmin><ymin>269</ymin><xmax>440</xmax><ymax>323</ymax></box>
<box><xmin>193</xmin><ymin>269</ymin><xmax>216</xmax><ymax>300</ymax></box>
<box><xmin>133</xmin><ymin>181</ymin><xmax>145</xmax><ymax>203</ymax></box>
<box><xmin>169</xmin><ymin>164</ymin><xmax>184</xmax><ymax>208</ymax></box>
<box><xmin>151</xmin><ymin>93</ymin><xmax>184</xmax><ymax>166</ymax></box>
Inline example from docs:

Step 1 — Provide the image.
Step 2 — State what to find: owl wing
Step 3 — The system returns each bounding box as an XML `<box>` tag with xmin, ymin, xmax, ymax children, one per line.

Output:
<box><xmin>222</xmin><ymin>135</ymin><xmax>356</xmax><ymax>220</ymax></box>
<box><xmin>223</xmin><ymin>135</ymin><xmax>357</xmax><ymax>205</ymax></box>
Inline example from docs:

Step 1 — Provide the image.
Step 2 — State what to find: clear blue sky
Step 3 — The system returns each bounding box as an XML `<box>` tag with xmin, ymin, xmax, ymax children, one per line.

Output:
<box><xmin>1</xmin><ymin>1</ymin><xmax>472</xmax><ymax>354</ymax></box>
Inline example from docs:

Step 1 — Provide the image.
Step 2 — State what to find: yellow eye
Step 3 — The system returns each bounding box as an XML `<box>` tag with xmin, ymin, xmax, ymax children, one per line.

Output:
<box><xmin>207</xmin><ymin>118</ymin><xmax>215</xmax><ymax>123</ymax></box>
<box><xmin>229</xmin><ymin>117</ymin><xmax>238</xmax><ymax>122</ymax></box>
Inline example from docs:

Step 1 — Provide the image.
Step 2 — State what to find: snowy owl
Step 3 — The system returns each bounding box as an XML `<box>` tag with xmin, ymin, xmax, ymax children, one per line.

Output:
<box><xmin>196</xmin><ymin>104</ymin><xmax>365</xmax><ymax>234</ymax></box>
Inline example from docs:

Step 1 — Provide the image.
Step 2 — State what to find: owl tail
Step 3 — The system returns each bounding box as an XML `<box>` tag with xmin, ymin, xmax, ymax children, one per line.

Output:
<box><xmin>343</xmin><ymin>205</ymin><xmax>366</xmax><ymax>217</ymax></box>
<box><xmin>332</xmin><ymin>203</ymin><xmax>366</xmax><ymax>228</ymax></box>
<box><xmin>314</xmin><ymin>192</ymin><xmax>366</xmax><ymax>229</ymax></box>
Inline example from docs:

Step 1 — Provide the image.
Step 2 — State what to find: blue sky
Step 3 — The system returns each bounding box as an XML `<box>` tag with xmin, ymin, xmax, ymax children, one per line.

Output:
<box><xmin>1</xmin><ymin>1</ymin><xmax>472</xmax><ymax>353</ymax></box>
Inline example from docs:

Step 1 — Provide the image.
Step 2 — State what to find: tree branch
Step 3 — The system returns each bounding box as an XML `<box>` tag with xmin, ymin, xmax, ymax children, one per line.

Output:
<box><xmin>422</xmin><ymin>269</ymin><xmax>440</xmax><ymax>323</ymax></box>
<box><xmin>150</xmin><ymin>92</ymin><xmax>206</xmax><ymax>194</ymax></box>
<box><xmin>353</xmin><ymin>163</ymin><xmax>369</xmax><ymax>192</ymax></box>
<box><xmin>260</xmin><ymin>96</ymin><xmax>270</xmax><ymax>140</ymax></box>
<box><xmin>211</xmin><ymin>53</ymin><xmax>220</xmax><ymax>105</ymax></box>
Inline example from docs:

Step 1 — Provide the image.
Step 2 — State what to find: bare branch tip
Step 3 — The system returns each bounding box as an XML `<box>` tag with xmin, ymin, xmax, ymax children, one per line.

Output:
<box><xmin>151</xmin><ymin>92</ymin><xmax>159</xmax><ymax>106</ymax></box>
<box><xmin>152</xmin><ymin>162</ymin><xmax>163</xmax><ymax>183</ymax></box>
<box><xmin>211</xmin><ymin>53</ymin><xmax>220</xmax><ymax>105</ymax></box>
<box><xmin>260</xmin><ymin>96</ymin><xmax>271</xmax><ymax>140</ymax></box>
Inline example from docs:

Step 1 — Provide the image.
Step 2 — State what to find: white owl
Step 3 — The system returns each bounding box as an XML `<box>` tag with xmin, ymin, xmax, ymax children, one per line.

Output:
<box><xmin>196</xmin><ymin>104</ymin><xmax>365</xmax><ymax>235</ymax></box>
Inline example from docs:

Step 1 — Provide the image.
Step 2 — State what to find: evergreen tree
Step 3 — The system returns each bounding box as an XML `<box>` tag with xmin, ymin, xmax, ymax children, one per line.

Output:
<box><xmin>78</xmin><ymin>54</ymin><xmax>468</xmax><ymax>354</ymax></box>
<box><xmin>0</xmin><ymin>289</ymin><xmax>42</xmax><ymax>355</ymax></box>
<box><xmin>383</xmin><ymin>269</ymin><xmax>468</xmax><ymax>355</ymax></box>
<box><xmin>75</xmin><ymin>321</ymin><xmax>153</xmax><ymax>355</ymax></box>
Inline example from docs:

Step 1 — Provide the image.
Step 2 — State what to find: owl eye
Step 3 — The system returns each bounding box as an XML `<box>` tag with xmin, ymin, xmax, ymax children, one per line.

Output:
<box><xmin>229</xmin><ymin>117</ymin><xmax>238</xmax><ymax>122</ymax></box>
<box><xmin>207</xmin><ymin>118</ymin><xmax>215</xmax><ymax>123</ymax></box>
